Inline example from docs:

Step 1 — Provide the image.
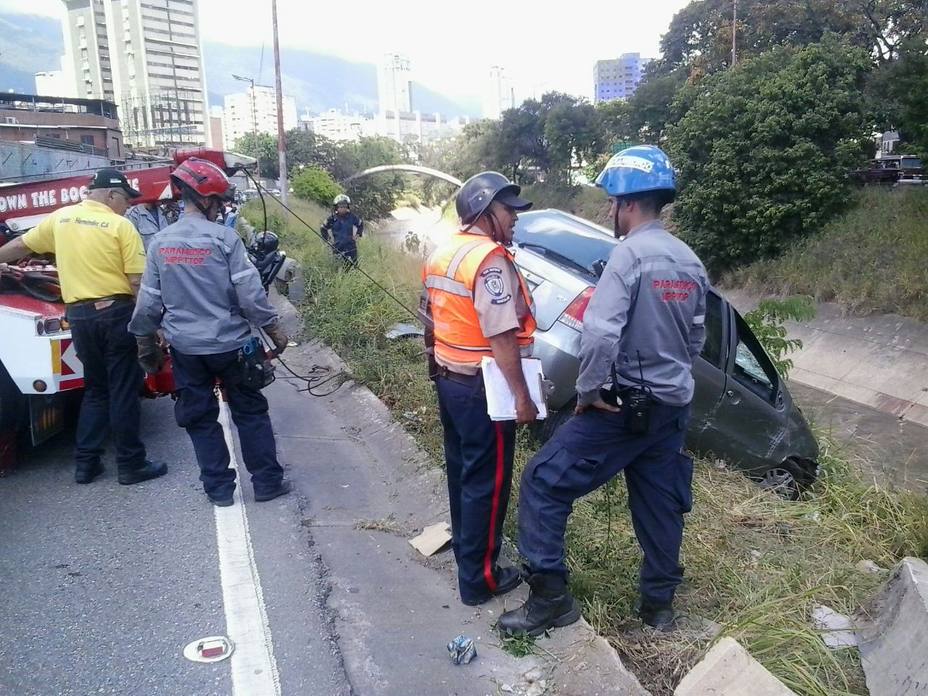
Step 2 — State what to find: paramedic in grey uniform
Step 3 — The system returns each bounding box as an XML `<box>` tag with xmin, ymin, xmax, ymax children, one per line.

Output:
<box><xmin>128</xmin><ymin>158</ymin><xmax>291</xmax><ymax>508</ymax></box>
<box><xmin>499</xmin><ymin>145</ymin><xmax>709</xmax><ymax>636</ymax></box>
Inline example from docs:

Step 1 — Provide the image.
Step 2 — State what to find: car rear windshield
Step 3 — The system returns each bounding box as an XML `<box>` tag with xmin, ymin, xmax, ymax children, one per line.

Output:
<box><xmin>902</xmin><ymin>157</ymin><xmax>923</xmax><ymax>169</ymax></box>
<box><xmin>513</xmin><ymin>210</ymin><xmax>618</xmax><ymax>277</ymax></box>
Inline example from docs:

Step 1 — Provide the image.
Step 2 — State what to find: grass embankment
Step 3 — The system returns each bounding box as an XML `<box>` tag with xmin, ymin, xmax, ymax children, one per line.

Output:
<box><xmin>728</xmin><ymin>187</ymin><xmax>928</xmax><ymax>321</ymax></box>
<box><xmin>522</xmin><ymin>182</ymin><xmax>612</xmax><ymax>226</ymax></box>
<box><xmin>246</xmin><ymin>197</ymin><xmax>928</xmax><ymax>696</ymax></box>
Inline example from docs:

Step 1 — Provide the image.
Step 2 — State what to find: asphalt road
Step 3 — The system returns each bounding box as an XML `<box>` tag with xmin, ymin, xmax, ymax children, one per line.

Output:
<box><xmin>0</xmin><ymin>341</ymin><xmax>644</xmax><ymax>696</ymax></box>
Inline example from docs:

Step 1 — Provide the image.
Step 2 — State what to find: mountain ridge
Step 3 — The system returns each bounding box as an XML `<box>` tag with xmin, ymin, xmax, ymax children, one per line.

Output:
<box><xmin>0</xmin><ymin>12</ymin><xmax>479</xmax><ymax>118</ymax></box>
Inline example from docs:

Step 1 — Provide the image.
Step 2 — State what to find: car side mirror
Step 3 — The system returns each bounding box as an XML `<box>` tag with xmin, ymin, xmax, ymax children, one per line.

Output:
<box><xmin>592</xmin><ymin>259</ymin><xmax>608</xmax><ymax>277</ymax></box>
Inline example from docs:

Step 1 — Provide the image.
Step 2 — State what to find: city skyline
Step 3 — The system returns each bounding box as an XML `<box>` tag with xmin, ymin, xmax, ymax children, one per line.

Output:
<box><xmin>3</xmin><ymin>0</ymin><xmax>689</xmax><ymax>103</ymax></box>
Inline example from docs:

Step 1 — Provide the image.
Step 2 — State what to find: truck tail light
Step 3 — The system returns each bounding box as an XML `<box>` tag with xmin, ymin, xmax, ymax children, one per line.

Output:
<box><xmin>557</xmin><ymin>287</ymin><xmax>594</xmax><ymax>332</ymax></box>
<box><xmin>36</xmin><ymin>317</ymin><xmax>69</xmax><ymax>336</ymax></box>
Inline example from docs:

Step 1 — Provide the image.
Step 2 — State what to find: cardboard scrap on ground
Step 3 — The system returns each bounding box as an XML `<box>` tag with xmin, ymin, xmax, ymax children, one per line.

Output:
<box><xmin>409</xmin><ymin>522</ymin><xmax>452</xmax><ymax>556</ymax></box>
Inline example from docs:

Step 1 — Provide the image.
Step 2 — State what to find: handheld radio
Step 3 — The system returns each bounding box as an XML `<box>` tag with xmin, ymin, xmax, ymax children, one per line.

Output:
<box><xmin>239</xmin><ymin>336</ymin><xmax>276</xmax><ymax>390</ymax></box>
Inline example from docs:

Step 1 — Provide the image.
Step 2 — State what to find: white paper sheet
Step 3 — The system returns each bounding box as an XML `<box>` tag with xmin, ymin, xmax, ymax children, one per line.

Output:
<box><xmin>480</xmin><ymin>356</ymin><xmax>548</xmax><ymax>421</ymax></box>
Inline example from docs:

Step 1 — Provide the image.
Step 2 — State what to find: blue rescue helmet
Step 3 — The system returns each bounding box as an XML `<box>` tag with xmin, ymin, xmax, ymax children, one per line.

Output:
<box><xmin>456</xmin><ymin>171</ymin><xmax>532</xmax><ymax>226</ymax></box>
<box><xmin>595</xmin><ymin>145</ymin><xmax>676</xmax><ymax>198</ymax></box>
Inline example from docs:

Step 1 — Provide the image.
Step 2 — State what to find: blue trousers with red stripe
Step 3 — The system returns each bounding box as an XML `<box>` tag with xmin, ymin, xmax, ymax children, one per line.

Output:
<box><xmin>435</xmin><ymin>373</ymin><xmax>515</xmax><ymax>604</ymax></box>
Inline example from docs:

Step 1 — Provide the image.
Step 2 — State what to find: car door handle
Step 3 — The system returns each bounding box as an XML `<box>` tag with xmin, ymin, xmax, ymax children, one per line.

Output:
<box><xmin>726</xmin><ymin>389</ymin><xmax>742</xmax><ymax>405</ymax></box>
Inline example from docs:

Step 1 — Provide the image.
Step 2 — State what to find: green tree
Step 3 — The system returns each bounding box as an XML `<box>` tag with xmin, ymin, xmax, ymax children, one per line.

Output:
<box><xmin>668</xmin><ymin>37</ymin><xmax>872</xmax><ymax>273</ymax></box>
<box><xmin>234</xmin><ymin>132</ymin><xmax>278</xmax><ymax>180</ymax></box>
<box><xmin>655</xmin><ymin>0</ymin><xmax>925</xmax><ymax>77</ymax></box>
<box><xmin>596</xmin><ymin>99</ymin><xmax>633</xmax><ymax>150</ymax></box>
<box><xmin>544</xmin><ymin>98</ymin><xmax>601</xmax><ymax>183</ymax></box>
<box><xmin>292</xmin><ymin>167</ymin><xmax>342</xmax><ymax>208</ymax></box>
<box><xmin>285</xmin><ymin>129</ymin><xmax>338</xmax><ymax>173</ymax></box>
<box><xmin>626</xmin><ymin>69</ymin><xmax>690</xmax><ymax>145</ymax></box>
<box><xmin>744</xmin><ymin>296</ymin><xmax>815</xmax><ymax>377</ymax></box>
<box><xmin>866</xmin><ymin>39</ymin><xmax>928</xmax><ymax>156</ymax></box>
<box><xmin>333</xmin><ymin>136</ymin><xmax>412</xmax><ymax>220</ymax></box>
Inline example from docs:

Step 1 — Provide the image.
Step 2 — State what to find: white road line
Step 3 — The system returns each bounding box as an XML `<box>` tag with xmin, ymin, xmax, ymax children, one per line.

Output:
<box><xmin>215</xmin><ymin>400</ymin><xmax>282</xmax><ymax>696</ymax></box>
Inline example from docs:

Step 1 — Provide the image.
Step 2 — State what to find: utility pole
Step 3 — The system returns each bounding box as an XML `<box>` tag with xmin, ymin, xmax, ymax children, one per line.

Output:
<box><xmin>731</xmin><ymin>0</ymin><xmax>738</xmax><ymax>67</ymax></box>
<box><xmin>271</xmin><ymin>0</ymin><xmax>287</xmax><ymax>204</ymax></box>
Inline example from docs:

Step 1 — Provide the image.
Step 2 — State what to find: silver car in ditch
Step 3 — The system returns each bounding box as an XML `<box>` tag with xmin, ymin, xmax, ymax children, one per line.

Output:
<box><xmin>511</xmin><ymin>209</ymin><xmax>819</xmax><ymax>498</ymax></box>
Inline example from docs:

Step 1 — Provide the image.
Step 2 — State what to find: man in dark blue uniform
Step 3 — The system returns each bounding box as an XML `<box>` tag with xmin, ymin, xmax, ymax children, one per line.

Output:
<box><xmin>321</xmin><ymin>194</ymin><xmax>363</xmax><ymax>266</ymax></box>
<box><xmin>499</xmin><ymin>146</ymin><xmax>710</xmax><ymax>635</ymax></box>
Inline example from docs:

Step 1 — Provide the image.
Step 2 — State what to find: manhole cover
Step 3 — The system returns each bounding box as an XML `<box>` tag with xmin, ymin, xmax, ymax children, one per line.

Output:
<box><xmin>183</xmin><ymin>635</ymin><xmax>235</xmax><ymax>663</ymax></box>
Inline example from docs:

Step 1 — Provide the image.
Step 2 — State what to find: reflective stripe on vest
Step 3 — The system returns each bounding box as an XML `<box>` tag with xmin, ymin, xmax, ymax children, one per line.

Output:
<box><xmin>422</xmin><ymin>232</ymin><xmax>536</xmax><ymax>366</ymax></box>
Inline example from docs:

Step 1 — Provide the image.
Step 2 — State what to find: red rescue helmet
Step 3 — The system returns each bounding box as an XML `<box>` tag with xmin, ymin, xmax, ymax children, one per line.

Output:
<box><xmin>171</xmin><ymin>158</ymin><xmax>235</xmax><ymax>201</ymax></box>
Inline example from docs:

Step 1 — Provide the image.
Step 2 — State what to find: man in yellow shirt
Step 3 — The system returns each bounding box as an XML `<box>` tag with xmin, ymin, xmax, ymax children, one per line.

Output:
<box><xmin>0</xmin><ymin>168</ymin><xmax>167</xmax><ymax>485</ymax></box>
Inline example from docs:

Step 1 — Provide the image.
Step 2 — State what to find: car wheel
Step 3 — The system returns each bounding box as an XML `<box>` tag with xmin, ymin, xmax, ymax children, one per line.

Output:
<box><xmin>538</xmin><ymin>398</ymin><xmax>577</xmax><ymax>442</ymax></box>
<box><xmin>756</xmin><ymin>458</ymin><xmax>816</xmax><ymax>501</ymax></box>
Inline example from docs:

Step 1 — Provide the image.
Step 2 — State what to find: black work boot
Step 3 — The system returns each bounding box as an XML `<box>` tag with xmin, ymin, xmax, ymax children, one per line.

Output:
<box><xmin>254</xmin><ymin>479</ymin><xmax>291</xmax><ymax>502</ymax></box>
<box><xmin>461</xmin><ymin>565</ymin><xmax>524</xmax><ymax>606</ymax></box>
<box><xmin>75</xmin><ymin>462</ymin><xmax>104</xmax><ymax>484</ymax></box>
<box><xmin>497</xmin><ymin>573</ymin><xmax>581</xmax><ymax>637</ymax></box>
<box><xmin>637</xmin><ymin>598</ymin><xmax>676</xmax><ymax>632</ymax></box>
<box><xmin>118</xmin><ymin>460</ymin><xmax>168</xmax><ymax>485</ymax></box>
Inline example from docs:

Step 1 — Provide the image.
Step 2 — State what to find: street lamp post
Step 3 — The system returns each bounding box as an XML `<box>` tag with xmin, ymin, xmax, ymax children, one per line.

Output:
<box><xmin>271</xmin><ymin>0</ymin><xmax>288</xmax><ymax>205</ymax></box>
<box><xmin>232</xmin><ymin>73</ymin><xmax>260</xmax><ymax>182</ymax></box>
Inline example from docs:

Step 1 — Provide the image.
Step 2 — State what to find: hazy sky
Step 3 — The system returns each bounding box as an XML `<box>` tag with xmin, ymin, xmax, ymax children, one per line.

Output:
<box><xmin>2</xmin><ymin>0</ymin><xmax>690</xmax><ymax>102</ymax></box>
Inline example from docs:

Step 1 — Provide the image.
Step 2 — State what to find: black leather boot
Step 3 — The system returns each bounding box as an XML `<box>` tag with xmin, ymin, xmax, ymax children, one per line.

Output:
<box><xmin>637</xmin><ymin>598</ymin><xmax>676</xmax><ymax>632</ymax></box>
<box><xmin>460</xmin><ymin>565</ymin><xmax>524</xmax><ymax>606</ymax></box>
<box><xmin>497</xmin><ymin>573</ymin><xmax>581</xmax><ymax>637</ymax></box>
<box><xmin>117</xmin><ymin>460</ymin><xmax>168</xmax><ymax>485</ymax></box>
<box><xmin>75</xmin><ymin>462</ymin><xmax>104</xmax><ymax>484</ymax></box>
<box><xmin>254</xmin><ymin>479</ymin><xmax>291</xmax><ymax>502</ymax></box>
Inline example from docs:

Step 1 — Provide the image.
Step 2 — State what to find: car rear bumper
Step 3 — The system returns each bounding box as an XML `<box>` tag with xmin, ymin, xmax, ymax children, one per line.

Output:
<box><xmin>533</xmin><ymin>321</ymin><xmax>583</xmax><ymax>412</ymax></box>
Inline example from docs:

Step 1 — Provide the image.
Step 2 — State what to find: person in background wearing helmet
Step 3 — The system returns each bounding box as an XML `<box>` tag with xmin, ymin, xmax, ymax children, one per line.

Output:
<box><xmin>499</xmin><ymin>146</ymin><xmax>709</xmax><ymax>636</ymax></box>
<box><xmin>419</xmin><ymin>171</ymin><xmax>536</xmax><ymax>606</ymax></box>
<box><xmin>320</xmin><ymin>194</ymin><xmax>363</xmax><ymax>266</ymax></box>
<box><xmin>0</xmin><ymin>168</ymin><xmax>166</xmax><ymax>486</ymax></box>
<box><xmin>128</xmin><ymin>158</ymin><xmax>291</xmax><ymax>507</ymax></box>
<box><xmin>126</xmin><ymin>200</ymin><xmax>170</xmax><ymax>252</ymax></box>
<box><xmin>223</xmin><ymin>203</ymin><xmax>239</xmax><ymax>229</ymax></box>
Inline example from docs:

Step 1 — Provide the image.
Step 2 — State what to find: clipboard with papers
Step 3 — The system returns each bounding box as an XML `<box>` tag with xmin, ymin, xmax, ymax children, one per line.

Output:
<box><xmin>480</xmin><ymin>356</ymin><xmax>549</xmax><ymax>421</ymax></box>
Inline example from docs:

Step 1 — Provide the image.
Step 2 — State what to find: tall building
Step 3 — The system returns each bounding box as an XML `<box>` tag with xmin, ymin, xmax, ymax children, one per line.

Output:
<box><xmin>483</xmin><ymin>66</ymin><xmax>515</xmax><ymax>120</ymax></box>
<box><xmin>61</xmin><ymin>0</ymin><xmax>114</xmax><ymax>101</ymax></box>
<box><xmin>221</xmin><ymin>85</ymin><xmax>297</xmax><ymax>150</ymax></box>
<box><xmin>378</xmin><ymin>53</ymin><xmax>412</xmax><ymax>115</ymax></box>
<box><xmin>60</xmin><ymin>0</ymin><xmax>209</xmax><ymax>148</ymax></box>
<box><xmin>594</xmin><ymin>53</ymin><xmax>647</xmax><ymax>104</ymax></box>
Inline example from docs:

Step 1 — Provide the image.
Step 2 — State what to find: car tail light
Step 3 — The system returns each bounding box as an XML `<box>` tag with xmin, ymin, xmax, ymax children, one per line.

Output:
<box><xmin>557</xmin><ymin>287</ymin><xmax>594</xmax><ymax>332</ymax></box>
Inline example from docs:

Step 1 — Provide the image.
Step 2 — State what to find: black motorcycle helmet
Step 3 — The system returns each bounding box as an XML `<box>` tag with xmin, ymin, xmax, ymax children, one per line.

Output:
<box><xmin>250</xmin><ymin>230</ymin><xmax>279</xmax><ymax>257</ymax></box>
<box><xmin>455</xmin><ymin>171</ymin><xmax>532</xmax><ymax>228</ymax></box>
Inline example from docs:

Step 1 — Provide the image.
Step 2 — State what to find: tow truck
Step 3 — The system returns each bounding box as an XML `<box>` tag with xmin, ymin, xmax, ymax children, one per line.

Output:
<box><xmin>0</xmin><ymin>148</ymin><xmax>257</xmax><ymax>470</ymax></box>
